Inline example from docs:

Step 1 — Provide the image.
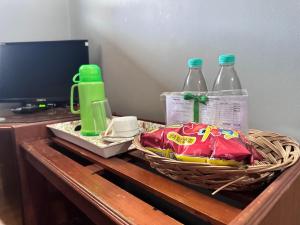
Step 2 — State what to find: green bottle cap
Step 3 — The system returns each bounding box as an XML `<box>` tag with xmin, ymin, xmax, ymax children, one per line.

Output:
<box><xmin>78</xmin><ymin>64</ymin><xmax>103</xmax><ymax>82</ymax></box>
<box><xmin>219</xmin><ymin>54</ymin><xmax>235</xmax><ymax>65</ymax></box>
<box><xmin>188</xmin><ymin>58</ymin><xmax>203</xmax><ymax>68</ymax></box>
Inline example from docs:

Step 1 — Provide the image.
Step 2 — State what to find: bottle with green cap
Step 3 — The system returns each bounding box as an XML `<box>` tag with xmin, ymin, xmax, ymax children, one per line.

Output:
<box><xmin>212</xmin><ymin>54</ymin><xmax>242</xmax><ymax>92</ymax></box>
<box><xmin>182</xmin><ymin>58</ymin><xmax>208</xmax><ymax>92</ymax></box>
<box><xmin>70</xmin><ymin>64</ymin><xmax>109</xmax><ymax>136</ymax></box>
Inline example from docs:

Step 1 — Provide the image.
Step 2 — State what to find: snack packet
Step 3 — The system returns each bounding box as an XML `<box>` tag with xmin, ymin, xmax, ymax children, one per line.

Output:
<box><xmin>140</xmin><ymin>126</ymin><xmax>181</xmax><ymax>158</ymax></box>
<box><xmin>140</xmin><ymin>123</ymin><xmax>261</xmax><ymax>166</ymax></box>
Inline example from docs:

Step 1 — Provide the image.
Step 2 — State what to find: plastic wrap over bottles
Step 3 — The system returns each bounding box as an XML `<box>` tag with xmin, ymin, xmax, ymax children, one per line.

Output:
<box><xmin>160</xmin><ymin>89</ymin><xmax>248</xmax><ymax>134</ymax></box>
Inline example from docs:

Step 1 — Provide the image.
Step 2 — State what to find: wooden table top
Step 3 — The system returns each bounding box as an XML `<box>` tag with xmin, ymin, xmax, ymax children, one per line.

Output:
<box><xmin>15</xmin><ymin>121</ymin><xmax>300</xmax><ymax>225</ymax></box>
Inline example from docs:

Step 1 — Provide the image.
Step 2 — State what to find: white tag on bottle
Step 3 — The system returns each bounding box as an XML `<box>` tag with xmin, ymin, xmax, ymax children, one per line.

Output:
<box><xmin>164</xmin><ymin>90</ymin><xmax>248</xmax><ymax>134</ymax></box>
<box><xmin>201</xmin><ymin>94</ymin><xmax>248</xmax><ymax>133</ymax></box>
<box><xmin>166</xmin><ymin>95</ymin><xmax>193</xmax><ymax>125</ymax></box>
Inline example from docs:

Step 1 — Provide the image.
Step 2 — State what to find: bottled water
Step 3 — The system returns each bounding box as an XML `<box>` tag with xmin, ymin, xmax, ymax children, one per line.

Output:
<box><xmin>182</xmin><ymin>58</ymin><xmax>208</xmax><ymax>92</ymax></box>
<box><xmin>212</xmin><ymin>54</ymin><xmax>242</xmax><ymax>93</ymax></box>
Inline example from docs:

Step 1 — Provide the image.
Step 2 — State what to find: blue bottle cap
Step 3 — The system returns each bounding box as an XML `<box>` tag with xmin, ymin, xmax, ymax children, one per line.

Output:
<box><xmin>188</xmin><ymin>58</ymin><xmax>203</xmax><ymax>68</ymax></box>
<box><xmin>219</xmin><ymin>54</ymin><xmax>235</xmax><ymax>65</ymax></box>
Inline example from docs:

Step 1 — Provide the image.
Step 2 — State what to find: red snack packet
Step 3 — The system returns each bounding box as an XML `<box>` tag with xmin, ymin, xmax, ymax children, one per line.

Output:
<box><xmin>140</xmin><ymin>123</ymin><xmax>262</xmax><ymax>166</ymax></box>
<box><xmin>140</xmin><ymin>126</ymin><xmax>182</xmax><ymax>158</ymax></box>
<box><xmin>165</xmin><ymin>123</ymin><xmax>213</xmax><ymax>158</ymax></box>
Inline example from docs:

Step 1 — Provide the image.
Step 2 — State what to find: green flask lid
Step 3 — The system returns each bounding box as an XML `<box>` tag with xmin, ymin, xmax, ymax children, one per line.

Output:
<box><xmin>74</xmin><ymin>64</ymin><xmax>103</xmax><ymax>83</ymax></box>
<box><xmin>219</xmin><ymin>54</ymin><xmax>235</xmax><ymax>65</ymax></box>
<box><xmin>188</xmin><ymin>58</ymin><xmax>203</xmax><ymax>68</ymax></box>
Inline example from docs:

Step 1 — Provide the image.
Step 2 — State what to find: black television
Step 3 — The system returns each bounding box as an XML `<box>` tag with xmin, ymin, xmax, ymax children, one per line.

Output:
<box><xmin>0</xmin><ymin>40</ymin><xmax>89</xmax><ymax>105</ymax></box>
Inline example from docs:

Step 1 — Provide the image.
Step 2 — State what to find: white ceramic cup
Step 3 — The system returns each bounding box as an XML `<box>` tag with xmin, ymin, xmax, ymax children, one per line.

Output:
<box><xmin>105</xmin><ymin>116</ymin><xmax>139</xmax><ymax>138</ymax></box>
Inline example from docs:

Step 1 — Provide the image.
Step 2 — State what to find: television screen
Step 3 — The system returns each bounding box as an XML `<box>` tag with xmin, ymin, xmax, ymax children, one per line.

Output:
<box><xmin>0</xmin><ymin>40</ymin><xmax>89</xmax><ymax>103</ymax></box>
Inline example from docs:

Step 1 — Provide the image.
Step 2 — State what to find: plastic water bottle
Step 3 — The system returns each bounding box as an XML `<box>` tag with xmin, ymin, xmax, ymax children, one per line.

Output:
<box><xmin>182</xmin><ymin>58</ymin><xmax>208</xmax><ymax>92</ymax></box>
<box><xmin>212</xmin><ymin>54</ymin><xmax>242</xmax><ymax>92</ymax></box>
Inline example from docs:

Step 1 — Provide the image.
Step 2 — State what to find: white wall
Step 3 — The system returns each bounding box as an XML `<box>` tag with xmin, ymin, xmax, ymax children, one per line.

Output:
<box><xmin>68</xmin><ymin>0</ymin><xmax>300</xmax><ymax>140</ymax></box>
<box><xmin>1</xmin><ymin>0</ymin><xmax>297</xmax><ymax>139</ymax></box>
<box><xmin>0</xmin><ymin>0</ymin><xmax>70</xmax><ymax>42</ymax></box>
<box><xmin>0</xmin><ymin>0</ymin><xmax>70</xmax><ymax>110</ymax></box>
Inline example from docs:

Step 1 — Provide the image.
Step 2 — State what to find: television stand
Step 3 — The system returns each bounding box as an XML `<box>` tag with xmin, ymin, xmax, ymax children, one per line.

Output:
<box><xmin>0</xmin><ymin>107</ymin><xmax>78</xmax><ymax>124</ymax></box>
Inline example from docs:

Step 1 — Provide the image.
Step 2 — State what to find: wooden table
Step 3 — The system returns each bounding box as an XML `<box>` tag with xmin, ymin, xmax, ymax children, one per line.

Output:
<box><xmin>12</xmin><ymin>121</ymin><xmax>300</xmax><ymax>225</ymax></box>
<box><xmin>0</xmin><ymin>108</ymin><xmax>78</xmax><ymax>225</ymax></box>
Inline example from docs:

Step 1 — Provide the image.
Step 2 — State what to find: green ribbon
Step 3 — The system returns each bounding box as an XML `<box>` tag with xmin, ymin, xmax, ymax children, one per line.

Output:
<box><xmin>183</xmin><ymin>93</ymin><xmax>208</xmax><ymax>122</ymax></box>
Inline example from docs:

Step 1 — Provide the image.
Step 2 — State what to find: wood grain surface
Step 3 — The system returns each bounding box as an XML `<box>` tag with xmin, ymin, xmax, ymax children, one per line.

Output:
<box><xmin>22</xmin><ymin>139</ymin><xmax>181</xmax><ymax>225</ymax></box>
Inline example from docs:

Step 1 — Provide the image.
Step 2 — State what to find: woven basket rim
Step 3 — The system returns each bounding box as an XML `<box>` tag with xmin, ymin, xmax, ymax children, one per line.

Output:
<box><xmin>134</xmin><ymin>129</ymin><xmax>300</xmax><ymax>167</ymax></box>
<box><xmin>133</xmin><ymin>129</ymin><xmax>300</xmax><ymax>193</ymax></box>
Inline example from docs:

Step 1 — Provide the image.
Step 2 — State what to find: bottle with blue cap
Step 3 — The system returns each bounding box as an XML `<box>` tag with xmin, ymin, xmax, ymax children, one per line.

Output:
<box><xmin>182</xmin><ymin>58</ymin><xmax>208</xmax><ymax>92</ymax></box>
<box><xmin>212</xmin><ymin>54</ymin><xmax>242</xmax><ymax>92</ymax></box>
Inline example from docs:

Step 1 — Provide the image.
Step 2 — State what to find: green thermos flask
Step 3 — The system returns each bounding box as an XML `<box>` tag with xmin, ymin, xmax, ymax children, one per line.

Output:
<box><xmin>70</xmin><ymin>64</ymin><xmax>107</xmax><ymax>136</ymax></box>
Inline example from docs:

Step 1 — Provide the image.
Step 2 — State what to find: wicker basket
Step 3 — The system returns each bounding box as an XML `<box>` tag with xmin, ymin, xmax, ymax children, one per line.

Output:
<box><xmin>133</xmin><ymin>129</ymin><xmax>300</xmax><ymax>194</ymax></box>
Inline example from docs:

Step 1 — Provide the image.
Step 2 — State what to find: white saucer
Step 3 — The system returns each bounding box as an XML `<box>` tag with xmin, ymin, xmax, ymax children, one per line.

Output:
<box><xmin>102</xmin><ymin>129</ymin><xmax>141</xmax><ymax>143</ymax></box>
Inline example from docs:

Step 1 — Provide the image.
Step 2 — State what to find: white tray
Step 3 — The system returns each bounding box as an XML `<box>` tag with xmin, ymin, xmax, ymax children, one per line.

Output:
<box><xmin>47</xmin><ymin>120</ymin><xmax>163</xmax><ymax>158</ymax></box>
